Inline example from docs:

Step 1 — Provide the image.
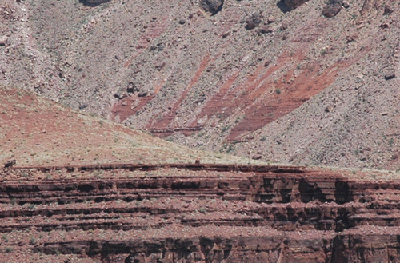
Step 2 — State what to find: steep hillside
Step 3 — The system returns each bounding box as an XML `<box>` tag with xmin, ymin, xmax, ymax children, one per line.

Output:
<box><xmin>0</xmin><ymin>86</ymin><xmax>258</xmax><ymax>167</ymax></box>
<box><xmin>1</xmin><ymin>0</ymin><xmax>399</xmax><ymax>169</ymax></box>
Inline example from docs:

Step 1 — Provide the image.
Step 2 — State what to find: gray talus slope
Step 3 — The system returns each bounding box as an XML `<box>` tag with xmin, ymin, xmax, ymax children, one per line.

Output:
<box><xmin>1</xmin><ymin>0</ymin><xmax>399</xmax><ymax>169</ymax></box>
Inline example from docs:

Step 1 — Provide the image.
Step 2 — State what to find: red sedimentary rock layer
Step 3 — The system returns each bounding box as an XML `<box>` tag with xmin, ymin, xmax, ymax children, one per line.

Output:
<box><xmin>0</xmin><ymin>164</ymin><xmax>400</xmax><ymax>262</ymax></box>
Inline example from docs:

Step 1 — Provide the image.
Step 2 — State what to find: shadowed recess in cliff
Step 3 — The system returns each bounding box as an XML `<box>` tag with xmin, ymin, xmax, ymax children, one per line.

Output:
<box><xmin>78</xmin><ymin>0</ymin><xmax>110</xmax><ymax>6</ymax></box>
<box><xmin>298</xmin><ymin>178</ymin><xmax>327</xmax><ymax>203</ymax></box>
<box><xmin>334</xmin><ymin>180</ymin><xmax>353</xmax><ymax>205</ymax></box>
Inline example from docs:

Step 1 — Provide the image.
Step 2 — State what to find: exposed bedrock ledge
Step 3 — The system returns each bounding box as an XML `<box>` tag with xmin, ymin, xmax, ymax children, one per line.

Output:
<box><xmin>0</xmin><ymin>171</ymin><xmax>351</xmax><ymax>206</ymax></box>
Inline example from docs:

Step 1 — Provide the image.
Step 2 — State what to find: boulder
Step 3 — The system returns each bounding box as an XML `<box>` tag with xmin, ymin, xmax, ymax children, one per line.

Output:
<box><xmin>282</xmin><ymin>0</ymin><xmax>310</xmax><ymax>11</ymax></box>
<box><xmin>200</xmin><ymin>0</ymin><xmax>224</xmax><ymax>15</ymax></box>
<box><xmin>245</xmin><ymin>20</ymin><xmax>256</xmax><ymax>30</ymax></box>
<box><xmin>126</xmin><ymin>82</ymin><xmax>138</xmax><ymax>94</ymax></box>
<box><xmin>342</xmin><ymin>1</ymin><xmax>350</xmax><ymax>8</ymax></box>
<box><xmin>384</xmin><ymin>67</ymin><xmax>395</xmax><ymax>80</ymax></box>
<box><xmin>256</xmin><ymin>26</ymin><xmax>273</xmax><ymax>35</ymax></box>
<box><xmin>383</xmin><ymin>5</ymin><xmax>394</xmax><ymax>15</ymax></box>
<box><xmin>245</xmin><ymin>13</ymin><xmax>262</xmax><ymax>30</ymax></box>
<box><xmin>322</xmin><ymin>0</ymin><xmax>343</xmax><ymax>18</ymax></box>
<box><xmin>267</xmin><ymin>15</ymin><xmax>275</xmax><ymax>24</ymax></box>
<box><xmin>0</xmin><ymin>35</ymin><xmax>7</xmax><ymax>46</ymax></box>
<box><xmin>3</xmin><ymin>160</ymin><xmax>16</xmax><ymax>168</ymax></box>
<box><xmin>346</xmin><ymin>34</ymin><xmax>357</xmax><ymax>43</ymax></box>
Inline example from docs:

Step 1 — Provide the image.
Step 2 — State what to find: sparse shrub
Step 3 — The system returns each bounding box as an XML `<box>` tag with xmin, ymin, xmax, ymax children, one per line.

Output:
<box><xmin>226</xmin><ymin>144</ymin><xmax>235</xmax><ymax>154</ymax></box>
<box><xmin>389</xmin><ymin>138</ymin><xmax>394</xmax><ymax>147</ymax></box>
<box><xmin>221</xmin><ymin>126</ymin><xmax>230</xmax><ymax>133</ymax></box>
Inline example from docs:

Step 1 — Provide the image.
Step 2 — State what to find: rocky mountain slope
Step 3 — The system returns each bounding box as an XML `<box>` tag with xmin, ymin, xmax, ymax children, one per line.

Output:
<box><xmin>1</xmin><ymin>0</ymin><xmax>399</xmax><ymax>170</ymax></box>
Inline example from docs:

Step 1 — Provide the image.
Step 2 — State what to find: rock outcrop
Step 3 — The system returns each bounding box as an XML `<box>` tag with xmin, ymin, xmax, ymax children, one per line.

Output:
<box><xmin>1</xmin><ymin>164</ymin><xmax>400</xmax><ymax>262</ymax></box>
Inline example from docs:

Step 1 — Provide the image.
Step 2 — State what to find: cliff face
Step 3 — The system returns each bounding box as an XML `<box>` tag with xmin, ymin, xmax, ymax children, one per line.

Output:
<box><xmin>1</xmin><ymin>164</ymin><xmax>400</xmax><ymax>262</ymax></box>
<box><xmin>1</xmin><ymin>0</ymin><xmax>399</xmax><ymax>169</ymax></box>
<box><xmin>2</xmin><ymin>1</ymin><xmax>400</xmax><ymax>261</ymax></box>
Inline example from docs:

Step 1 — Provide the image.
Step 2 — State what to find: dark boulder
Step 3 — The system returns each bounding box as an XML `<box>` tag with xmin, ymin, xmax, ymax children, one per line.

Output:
<box><xmin>322</xmin><ymin>0</ymin><xmax>343</xmax><ymax>18</ymax></box>
<box><xmin>126</xmin><ymin>82</ymin><xmax>138</xmax><ymax>94</ymax></box>
<box><xmin>384</xmin><ymin>5</ymin><xmax>394</xmax><ymax>15</ymax></box>
<box><xmin>200</xmin><ymin>0</ymin><xmax>224</xmax><ymax>15</ymax></box>
<box><xmin>3</xmin><ymin>160</ymin><xmax>16</xmax><ymax>169</ymax></box>
<box><xmin>384</xmin><ymin>68</ymin><xmax>395</xmax><ymax>80</ymax></box>
<box><xmin>282</xmin><ymin>0</ymin><xmax>310</xmax><ymax>11</ymax></box>
<box><xmin>257</xmin><ymin>26</ymin><xmax>273</xmax><ymax>35</ymax></box>
<box><xmin>245</xmin><ymin>20</ymin><xmax>256</xmax><ymax>30</ymax></box>
<box><xmin>245</xmin><ymin>13</ymin><xmax>262</xmax><ymax>30</ymax></box>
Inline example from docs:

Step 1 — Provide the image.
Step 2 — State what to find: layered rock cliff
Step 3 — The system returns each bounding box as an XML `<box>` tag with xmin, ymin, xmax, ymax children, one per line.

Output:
<box><xmin>1</xmin><ymin>164</ymin><xmax>400</xmax><ymax>262</ymax></box>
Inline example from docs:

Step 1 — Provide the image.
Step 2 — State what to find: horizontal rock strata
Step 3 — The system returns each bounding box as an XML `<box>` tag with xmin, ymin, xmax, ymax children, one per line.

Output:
<box><xmin>0</xmin><ymin>164</ymin><xmax>399</xmax><ymax>262</ymax></box>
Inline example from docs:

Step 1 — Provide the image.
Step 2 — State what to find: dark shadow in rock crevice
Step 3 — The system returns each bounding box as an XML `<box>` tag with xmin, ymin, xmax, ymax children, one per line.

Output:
<box><xmin>78</xmin><ymin>0</ymin><xmax>111</xmax><ymax>7</ymax></box>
